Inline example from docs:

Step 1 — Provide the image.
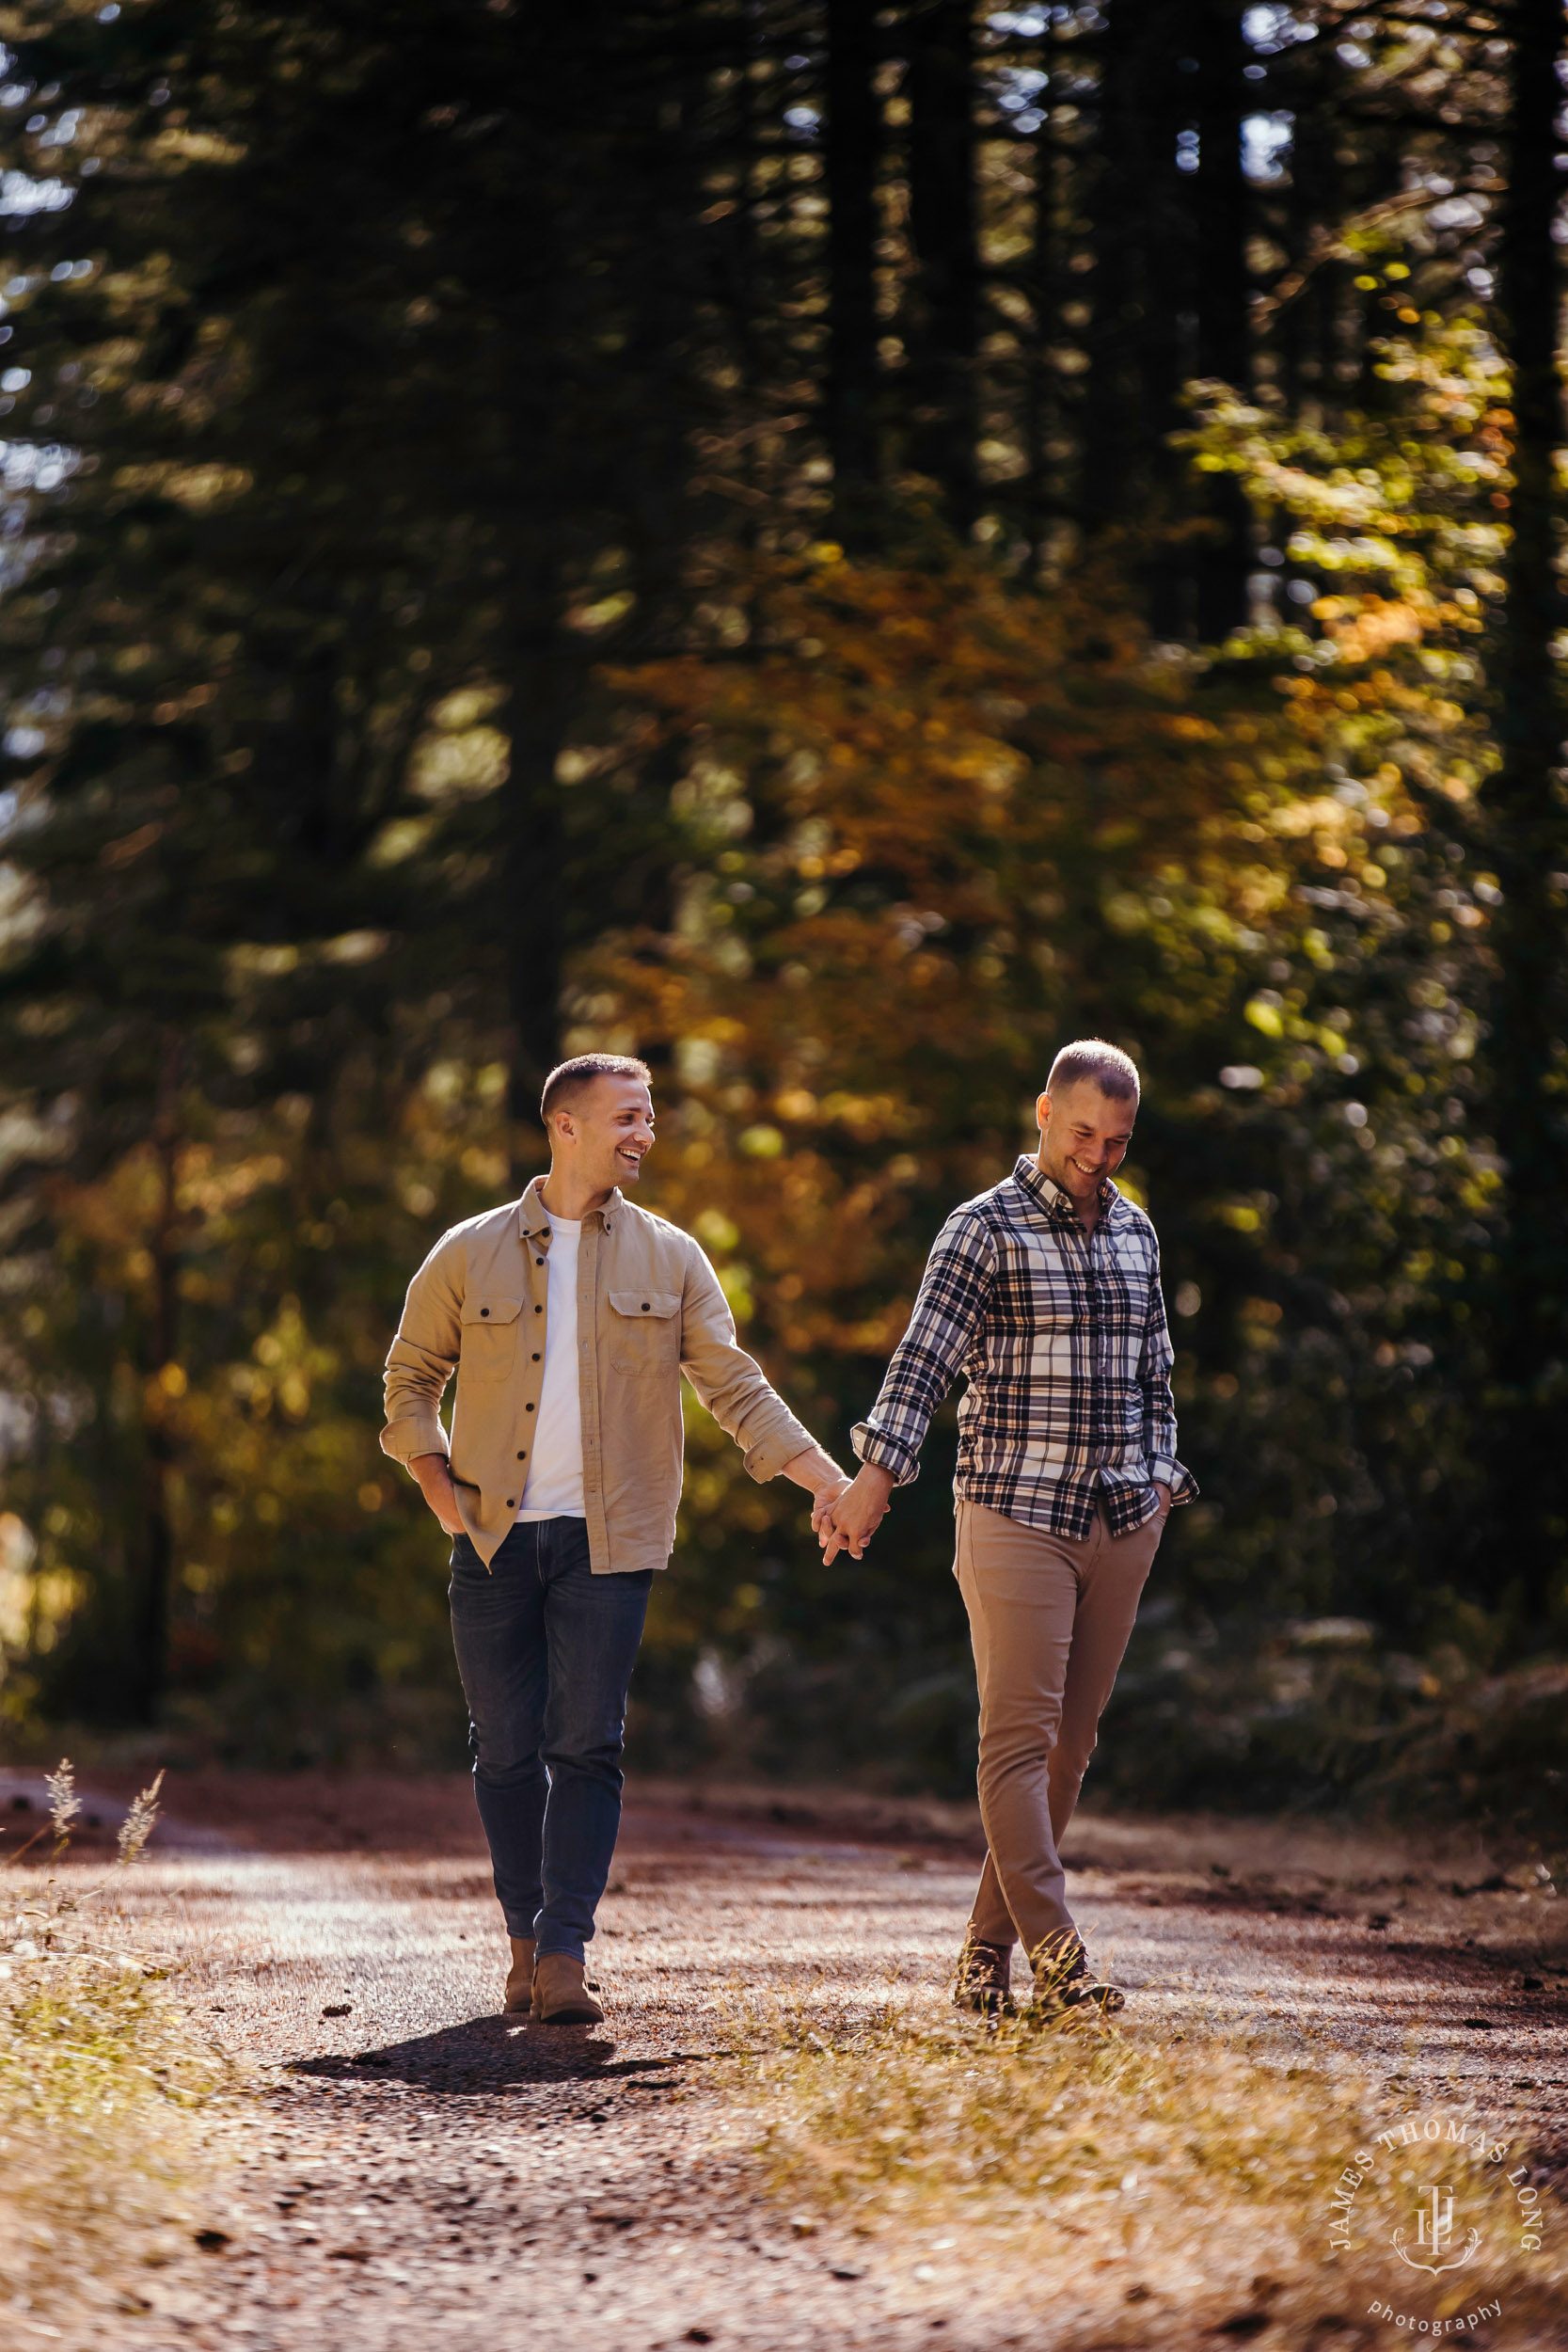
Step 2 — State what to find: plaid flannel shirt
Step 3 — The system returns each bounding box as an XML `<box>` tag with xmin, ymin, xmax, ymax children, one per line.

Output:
<box><xmin>852</xmin><ymin>1155</ymin><xmax>1197</xmax><ymax>1540</ymax></box>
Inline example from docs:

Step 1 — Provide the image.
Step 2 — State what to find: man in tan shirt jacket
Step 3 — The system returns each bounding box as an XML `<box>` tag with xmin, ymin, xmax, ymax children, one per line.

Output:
<box><xmin>382</xmin><ymin>1053</ymin><xmax>847</xmax><ymax>2024</ymax></box>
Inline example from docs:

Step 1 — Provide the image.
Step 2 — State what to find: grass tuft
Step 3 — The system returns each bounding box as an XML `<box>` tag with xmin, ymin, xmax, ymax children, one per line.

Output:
<box><xmin>0</xmin><ymin>1760</ymin><xmax>232</xmax><ymax>2321</ymax></box>
<box><xmin>721</xmin><ymin>1979</ymin><xmax>1564</xmax><ymax>2345</ymax></box>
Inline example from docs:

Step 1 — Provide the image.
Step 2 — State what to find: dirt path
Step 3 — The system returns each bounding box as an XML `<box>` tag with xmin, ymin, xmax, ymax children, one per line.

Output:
<box><xmin>14</xmin><ymin>1772</ymin><xmax>1567</xmax><ymax>2351</ymax></box>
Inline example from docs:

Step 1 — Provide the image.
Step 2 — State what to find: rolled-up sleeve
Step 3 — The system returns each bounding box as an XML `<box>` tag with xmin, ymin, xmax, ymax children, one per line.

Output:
<box><xmin>677</xmin><ymin>1246</ymin><xmax>816</xmax><ymax>1482</ymax></box>
<box><xmin>852</xmin><ymin>1208</ymin><xmax>997</xmax><ymax>1485</ymax></box>
<box><xmin>381</xmin><ymin>1233</ymin><xmax>464</xmax><ymax>1466</ymax></box>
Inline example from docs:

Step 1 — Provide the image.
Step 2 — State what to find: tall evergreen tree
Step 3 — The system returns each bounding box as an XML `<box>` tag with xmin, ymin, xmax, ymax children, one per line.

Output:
<box><xmin>1483</xmin><ymin>0</ymin><xmax>1568</xmax><ymax>1631</ymax></box>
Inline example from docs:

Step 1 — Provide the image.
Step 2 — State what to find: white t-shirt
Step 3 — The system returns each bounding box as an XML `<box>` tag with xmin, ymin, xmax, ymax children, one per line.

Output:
<box><xmin>515</xmin><ymin>1212</ymin><xmax>586</xmax><ymax>1520</ymax></box>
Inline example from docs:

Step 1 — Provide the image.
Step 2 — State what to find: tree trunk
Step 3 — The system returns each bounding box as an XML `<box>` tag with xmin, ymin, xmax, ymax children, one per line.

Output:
<box><xmin>1080</xmin><ymin>0</ymin><xmax>1152</xmax><ymax>541</ymax></box>
<box><xmin>825</xmin><ymin>0</ymin><xmax>882</xmax><ymax>543</ymax></box>
<box><xmin>1188</xmin><ymin>0</ymin><xmax>1251</xmax><ymax>639</ymax></box>
<box><xmin>132</xmin><ymin>1027</ymin><xmax>182</xmax><ymax>1724</ymax></box>
<box><xmin>905</xmin><ymin>0</ymin><xmax>978</xmax><ymax>530</ymax></box>
<box><xmin>492</xmin><ymin>9</ymin><xmax>579</xmax><ymax>1151</ymax></box>
<box><xmin>1275</xmin><ymin>36</ymin><xmax>1342</xmax><ymax>421</ymax></box>
<box><xmin>1142</xmin><ymin>6</ymin><xmax>1198</xmax><ymax>635</ymax></box>
<box><xmin>1022</xmin><ymin>103</ymin><xmax>1062</xmax><ymax>580</ymax></box>
<box><xmin>1484</xmin><ymin>0</ymin><xmax>1568</xmax><ymax>1634</ymax></box>
<box><xmin>502</xmin><ymin>558</ymin><xmax>567</xmax><ymax>1139</ymax></box>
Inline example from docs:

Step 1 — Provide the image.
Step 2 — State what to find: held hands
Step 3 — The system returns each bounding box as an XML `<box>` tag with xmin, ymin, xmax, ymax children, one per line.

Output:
<box><xmin>782</xmin><ymin>1444</ymin><xmax>852</xmax><ymax>1546</ymax></box>
<box><xmin>781</xmin><ymin>1445</ymin><xmax>893</xmax><ymax>1563</ymax></box>
<box><xmin>818</xmin><ymin>1462</ymin><xmax>895</xmax><ymax>1565</ymax></box>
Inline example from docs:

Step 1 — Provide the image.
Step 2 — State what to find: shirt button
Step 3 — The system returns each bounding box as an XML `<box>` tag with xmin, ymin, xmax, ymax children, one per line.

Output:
<box><xmin>641</xmin><ymin>1301</ymin><xmax>650</xmax><ymax>1311</ymax></box>
<box><xmin>525</xmin><ymin>1403</ymin><xmax>534</xmax><ymax>1412</ymax></box>
<box><xmin>535</xmin><ymin>1256</ymin><xmax>545</xmax><ymax>1266</ymax></box>
<box><xmin>531</xmin><ymin>1352</ymin><xmax>541</xmax><ymax>1360</ymax></box>
<box><xmin>534</xmin><ymin>1306</ymin><xmax>543</xmax><ymax>1314</ymax></box>
<box><xmin>516</xmin><ymin>1451</ymin><xmax>527</xmax><ymax>1460</ymax></box>
<box><xmin>480</xmin><ymin>1307</ymin><xmax>490</xmax><ymax>1317</ymax></box>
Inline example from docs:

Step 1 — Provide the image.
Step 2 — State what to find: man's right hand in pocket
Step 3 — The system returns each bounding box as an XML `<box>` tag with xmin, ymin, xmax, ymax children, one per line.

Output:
<box><xmin>410</xmin><ymin>1452</ymin><xmax>467</xmax><ymax>1535</ymax></box>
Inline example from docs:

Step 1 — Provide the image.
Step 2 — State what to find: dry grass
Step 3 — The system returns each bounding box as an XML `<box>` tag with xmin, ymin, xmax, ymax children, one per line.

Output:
<box><xmin>0</xmin><ymin>1763</ymin><xmax>232</xmax><ymax>2328</ymax></box>
<box><xmin>722</xmin><ymin>1980</ymin><xmax>1565</xmax><ymax>2347</ymax></box>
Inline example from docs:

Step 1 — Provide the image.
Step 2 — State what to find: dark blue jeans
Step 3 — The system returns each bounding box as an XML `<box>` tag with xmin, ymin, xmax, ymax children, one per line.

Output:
<box><xmin>448</xmin><ymin>1518</ymin><xmax>652</xmax><ymax>1963</ymax></box>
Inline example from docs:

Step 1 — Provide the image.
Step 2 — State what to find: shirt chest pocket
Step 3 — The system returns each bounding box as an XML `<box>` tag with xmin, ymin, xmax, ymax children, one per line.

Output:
<box><xmin>609</xmin><ymin>1289</ymin><xmax>682</xmax><ymax>1375</ymax></box>
<box><xmin>459</xmin><ymin>1295</ymin><xmax>522</xmax><ymax>1382</ymax></box>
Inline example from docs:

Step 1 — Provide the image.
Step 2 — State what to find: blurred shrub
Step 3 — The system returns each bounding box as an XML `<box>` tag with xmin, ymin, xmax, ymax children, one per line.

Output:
<box><xmin>1101</xmin><ymin>1601</ymin><xmax>1568</xmax><ymax>1856</ymax></box>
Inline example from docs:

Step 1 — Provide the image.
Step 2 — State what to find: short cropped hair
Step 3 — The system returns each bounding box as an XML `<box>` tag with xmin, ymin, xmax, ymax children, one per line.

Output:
<box><xmin>540</xmin><ymin>1053</ymin><xmax>652</xmax><ymax>1125</ymax></box>
<box><xmin>1045</xmin><ymin>1039</ymin><xmax>1140</xmax><ymax>1103</ymax></box>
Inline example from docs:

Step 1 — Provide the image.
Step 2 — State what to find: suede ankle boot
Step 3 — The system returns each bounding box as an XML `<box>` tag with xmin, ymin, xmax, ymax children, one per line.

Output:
<box><xmin>503</xmin><ymin>1937</ymin><xmax>536</xmax><ymax>2014</ymax></box>
<box><xmin>531</xmin><ymin>1952</ymin><xmax>605</xmax><ymax>2025</ymax></box>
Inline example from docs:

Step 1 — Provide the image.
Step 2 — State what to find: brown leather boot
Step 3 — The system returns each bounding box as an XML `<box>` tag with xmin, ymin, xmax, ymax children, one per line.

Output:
<box><xmin>1030</xmin><ymin>1937</ymin><xmax>1125</xmax><ymax>2016</ymax></box>
<box><xmin>531</xmin><ymin>1951</ymin><xmax>605</xmax><ymax>2025</ymax></box>
<box><xmin>953</xmin><ymin>1935</ymin><xmax>1015</xmax><ymax>2016</ymax></box>
<box><xmin>503</xmin><ymin>1937</ymin><xmax>536</xmax><ymax>2014</ymax></box>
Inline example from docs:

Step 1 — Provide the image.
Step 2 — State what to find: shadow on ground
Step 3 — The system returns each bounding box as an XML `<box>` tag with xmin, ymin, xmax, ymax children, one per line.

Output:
<box><xmin>289</xmin><ymin>2012</ymin><xmax>718</xmax><ymax>2094</ymax></box>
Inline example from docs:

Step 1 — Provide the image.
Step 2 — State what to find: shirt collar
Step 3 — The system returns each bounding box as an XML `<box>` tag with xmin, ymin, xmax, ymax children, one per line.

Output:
<box><xmin>1011</xmin><ymin>1153</ymin><xmax>1120</xmax><ymax>1227</ymax></box>
<box><xmin>517</xmin><ymin>1175</ymin><xmax>624</xmax><ymax>1238</ymax></box>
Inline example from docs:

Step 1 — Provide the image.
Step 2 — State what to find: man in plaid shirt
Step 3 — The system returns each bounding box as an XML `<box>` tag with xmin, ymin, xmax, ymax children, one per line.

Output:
<box><xmin>823</xmin><ymin>1040</ymin><xmax>1196</xmax><ymax>2014</ymax></box>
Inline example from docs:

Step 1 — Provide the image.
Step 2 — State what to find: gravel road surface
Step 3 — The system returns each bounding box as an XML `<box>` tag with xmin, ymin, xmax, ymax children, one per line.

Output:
<box><xmin>10</xmin><ymin>1772</ymin><xmax>1565</xmax><ymax>2351</ymax></box>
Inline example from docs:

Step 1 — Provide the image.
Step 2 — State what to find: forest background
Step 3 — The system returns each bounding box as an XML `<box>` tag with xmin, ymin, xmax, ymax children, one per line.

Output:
<box><xmin>0</xmin><ymin>0</ymin><xmax>1562</xmax><ymax>1846</ymax></box>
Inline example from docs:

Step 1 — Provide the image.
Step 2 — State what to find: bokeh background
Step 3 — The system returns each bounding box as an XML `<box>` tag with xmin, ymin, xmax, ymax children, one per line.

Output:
<box><xmin>0</xmin><ymin>0</ymin><xmax>1563</xmax><ymax>1843</ymax></box>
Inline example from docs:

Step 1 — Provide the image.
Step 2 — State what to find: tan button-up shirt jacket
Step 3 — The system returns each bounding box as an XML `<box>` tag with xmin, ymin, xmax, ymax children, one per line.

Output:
<box><xmin>380</xmin><ymin>1178</ymin><xmax>816</xmax><ymax>1574</ymax></box>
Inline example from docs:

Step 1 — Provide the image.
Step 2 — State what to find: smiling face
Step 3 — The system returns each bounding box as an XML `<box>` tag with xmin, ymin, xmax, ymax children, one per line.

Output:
<box><xmin>548</xmin><ymin>1074</ymin><xmax>656</xmax><ymax>1194</ymax></box>
<box><xmin>1036</xmin><ymin>1079</ymin><xmax>1136</xmax><ymax>1208</ymax></box>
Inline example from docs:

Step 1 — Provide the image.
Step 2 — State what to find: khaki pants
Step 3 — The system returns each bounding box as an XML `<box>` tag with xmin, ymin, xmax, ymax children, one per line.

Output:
<box><xmin>955</xmin><ymin>1496</ymin><xmax>1164</xmax><ymax>1965</ymax></box>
